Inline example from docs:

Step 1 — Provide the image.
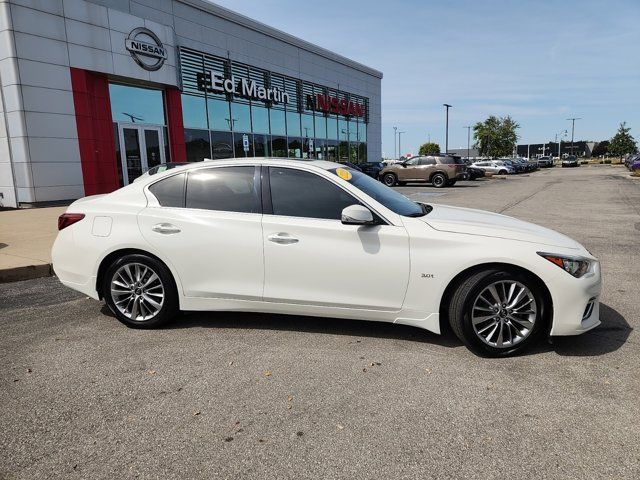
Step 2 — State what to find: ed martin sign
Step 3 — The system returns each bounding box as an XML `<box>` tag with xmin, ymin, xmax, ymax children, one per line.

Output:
<box><xmin>125</xmin><ymin>27</ymin><xmax>167</xmax><ymax>71</ymax></box>
<box><xmin>198</xmin><ymin>72</ymin><xmax>289</xmax><ymax>104</ymax></box>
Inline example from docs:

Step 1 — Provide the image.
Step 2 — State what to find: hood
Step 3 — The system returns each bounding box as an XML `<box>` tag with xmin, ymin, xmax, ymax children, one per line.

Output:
<box><xmin>422</xmin><ymin>204</ymin><xmax>580</xmax><ymax>249</ymax></box>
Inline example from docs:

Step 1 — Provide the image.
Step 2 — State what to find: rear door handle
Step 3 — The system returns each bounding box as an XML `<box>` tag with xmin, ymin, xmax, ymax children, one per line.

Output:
<box><xmin>267</xmin><ymin>233</ymin><xmax>299</xmax><ymax>245</ymax></box>
<box><xmin>152</xmin><ymin>223</ymin><xmax>181</xmax><ymax>235</ymax></box>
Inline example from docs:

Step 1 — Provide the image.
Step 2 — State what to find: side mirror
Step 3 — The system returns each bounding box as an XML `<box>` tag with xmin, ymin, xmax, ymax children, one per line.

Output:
<box><xmin>341</xmin><ymin>204</ymin><xmax>376</xmax><ymax>226</ymax></box>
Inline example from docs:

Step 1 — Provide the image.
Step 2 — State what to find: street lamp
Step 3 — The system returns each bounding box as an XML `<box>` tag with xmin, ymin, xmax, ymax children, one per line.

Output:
<box><xmin>555</xmin><ymin>130</ymin><xmax>568</xmax><ymax>159</ymax></box>
<box><xmin>463</xmin><ymin>126</ymin><xmax>471</xmax><ymax>161</ymax></box>
<box><xmin>398</xmin><ymin>131</ymin><xmax>406</xmax><ymax>159</ymax></box>
<box><xmin>393</xmin><ymin>126</ymin><xmax>398</xmax><ymax>160</ymax></box>
<box><xmin>443</xmin><ymin>104</ymin><xmax>452</xmax><ymax>153</ymax></box>
<box><xmin>566</xmin><ymin>118</ymin><xmax>581</xmax><ymax>156</ymax></box>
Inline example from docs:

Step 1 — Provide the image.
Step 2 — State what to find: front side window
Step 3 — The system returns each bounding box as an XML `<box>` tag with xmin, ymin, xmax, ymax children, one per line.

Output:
<box><xmin>269</xmin><ymin>167</ymin><xmax>358</xmax><ymax>220</ymax></box>
<box><xmin>419</xmin><ymin>158</ymin><xmax>436</xmax><ymax>166</ymax></box>
<box><xmin>186</xmin><ymin>167</ymin><xmax>259</xmax><ymax>213</ymax></box>
<box><xmin>149</xmin><ymin>172</ymin><xmax>186</xmax><ymax>207</ymax></box>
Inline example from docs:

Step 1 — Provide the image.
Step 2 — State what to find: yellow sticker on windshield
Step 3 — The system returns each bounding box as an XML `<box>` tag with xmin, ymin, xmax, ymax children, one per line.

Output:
<box><xmin>336</xmin><ymin>168</ymin><xmax>352</xmax><ymax>181</ymax></box>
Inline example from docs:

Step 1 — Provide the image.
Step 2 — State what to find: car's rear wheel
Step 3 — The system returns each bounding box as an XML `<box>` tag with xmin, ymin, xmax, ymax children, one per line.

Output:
<box><xmin>448</xmin><ymin>269</ymin><xmax>546</xmax><ymax>357</ymax></box>
<box><xmin>103</xmin><ymin>254</ymin><xmax>178</xmax><ymax>328</ymax></box>
<box><xmin>431</xmin><ymin>173</ymin><xmax>447</xmax><ymax>188</ymax></box>
<box><xmin>498</xmin><ymin>169</ymin><xmax>508</xmax><ymax>175</ymax></box>
<box><xmin>382</xmin><ymin>173</ymin><xmax>397</xmax><ymax>187</ymax></box>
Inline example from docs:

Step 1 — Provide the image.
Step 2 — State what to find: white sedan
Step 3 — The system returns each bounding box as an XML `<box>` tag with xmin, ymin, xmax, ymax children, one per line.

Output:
<box><xmin>52</xmin><ymin>159</ymin><xmax>602</xmax><ymax>357</ymax></box>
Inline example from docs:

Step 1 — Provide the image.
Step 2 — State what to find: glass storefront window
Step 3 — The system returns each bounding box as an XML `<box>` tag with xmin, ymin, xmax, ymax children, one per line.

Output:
<box><xmin>301</xmin><ymin>114</ymin><xmax>314</xmax><ymax>139</ymax></box>
<box><xmin>325</xmin><ymin>141</ymin><xmax>338</xmax><ymax>161</ymax></box>
<box><xmin>338</xmin><ymin>119</ymin><xmax>349</xmax><ymax>141</ymax></box>
<box><xmin>288</xmin><ymin>137</ymin><xmax>302</xmax><ymax>158</ymax></box>
<box><xmin>349</xmin><ymin>120</ymin><xmax>359</xmax><ymax>142</ymax></box>
<box><xmin>231</xmin><ymin>102</ymin><xmax>251</xmax><ymax>132</ymax></box>
<box><xmin>234</xmin><ymin>133</ymin><xmax>254</xmax><ymax>157</ymax></box>
<box><xmin>252</xmin><ymin>105</ymin><xmax>270</xmax><ymax>134</ymax></box>
<box><xmin>181</xmin><ymin>95</ymin><xmax>207</xmax><ymax>129</ymax></box>
<box><xmin>338</xmin><ymin>141</ymin><xmax>349</xmax><ymax>161</ymax></box>
<box><xmin>349</xmin><ymin>142</ymin><xmax>359</xmax><ymax>162</ymax></box>
<box><xmin>184</xmin><ymin>129</ymin><xmax>211</xmax><ymax>162</ymax></box>
<box><xmin>109</xmin><ymin>83</ymin><xmax>165</xmax><ymax>125</ymax></box>
<box><xmin>207</xmin><ymin>99</ymin><xmax>231</xmax><ymax>131</ymax></box>
<box><xmin>286</xmin><ymin>111</ymin><xmax>301</xmax><ymax>137</ymax></box>
<box><xmin>314</xmin><ymin>115</ymin><xmax>327</xmax><ymax>140</ymax></box>
<box><xmin>313</xmin><ymin>139</ymin><xmax>325</xmax><ymax>160</ymax></box>
<box><xmin>326</xmin><ymin>116</ymin><xmax>338</xmax><ymax>140</ymax></box>
<box><xmin>359</xmin><ymin>122</ymin><xmax>367</xmax><ymax>143</ymax></box>
<box><xmin>254</xmin><ymin>134</ymin><xmax>271</xmax><ymax>157</ymax></box>
<box><xmin>210</xmin><ymin>131</ymin><xmax>234</xmax><ymax>159</ymax></box>
<box><xmin>358</xmin><ymin>142</ymin><xmax>367</xmax><ymax>162</ymax></box>
<box><xmin>272</xmin><ymin>136</ymin><xmax>287</xmax><ymax>157</ymax></box>
<box><xmin>270</xmin><ymin>110</ymin><xmax>286</xmax><ymax>136</ymax></box>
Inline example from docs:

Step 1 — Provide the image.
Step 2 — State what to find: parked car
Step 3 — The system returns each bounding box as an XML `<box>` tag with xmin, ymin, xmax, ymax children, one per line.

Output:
<box><xmin>562</xmin><ymin>155</ymin><xmax>579</xmax><ymax>167</ymax></box>
<box><xmin>379</xmin><ymin>155</ymin><xmax>466</xmax><ymax>188</ymax></box>
<box><xmin>52</xmin><ymin>158</ymin><xmax>602</xmax><ymax>357</ymax></box>
<box><xmin>537</xmin><ymin>156</ymin><xmax>554</xmax><ymax>168</ymax></box>
<box><xmin>630</xmin><ymin>158</ymin><xmax>640</xmax><ymax>172</ymax></box>
<box><xmin>513</xmin><ymin>157</ymin><xmax>538</xmax><ymax>172</ymax></box>
<box><xmin>471</xmin><ymin>160</ymin><xmax>514</xmax><ymax>175</ymax></box>
<box><xmin>336</xmin><ymin>161</ymin><xmax>362</xmax><ymax>172</ymax></box>
<box><xmin>358</xmin><ymin>161</ymin><xmax>385</xmax><ymax>179</ymax></box>
<box><xmin>624</xmin><ymin>154</ymin><xmax>640</xmax><ymax>170</ymax></box>
<box><xmin>463</xmin><ymin>163</ymin><xmax>485</xmax><ymax>180</ymax></box>
<box><xmin>500</xmin><ymin>159</ymin><xmax>524</xmax><ymax>173</ymax></box>
<box><xmin>134</xmin><ymin>162</ymin><xmax>189</xmax><ymax>182</ymax></box>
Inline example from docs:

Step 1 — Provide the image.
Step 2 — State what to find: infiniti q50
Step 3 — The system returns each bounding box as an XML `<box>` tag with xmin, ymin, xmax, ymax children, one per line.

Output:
<box><xmin>52</xmin><ymin>159</ymin><xmax>601</xmax><ymax>356</ymax></box>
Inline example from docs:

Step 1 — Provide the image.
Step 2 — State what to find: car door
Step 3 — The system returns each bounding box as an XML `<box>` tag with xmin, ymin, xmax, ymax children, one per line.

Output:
<box><xmin>138</xmin><ymin>166</ymin><xmax>264</xmax><ymax>300</ymax></box>
<box><xmin>418</xmin><ymin>157</ymin><xmax>437</xmax><ymax>180</ymax></box>
<box><xmin>261</xmin><ymin>165</ymin><xmax>410</xmax><ymax>310</ymax></box>
<box><xmin>397</xmin><ymin>157</ymin><xmax>421</xmax><ymax>181</ymax></box>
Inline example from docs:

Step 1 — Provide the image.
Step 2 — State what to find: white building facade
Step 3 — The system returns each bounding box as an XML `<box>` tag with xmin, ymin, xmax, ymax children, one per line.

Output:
<box><xmin>0</xmin><ymin>0</ymin><xmax>382</xmax><ymax>207</ymax></box>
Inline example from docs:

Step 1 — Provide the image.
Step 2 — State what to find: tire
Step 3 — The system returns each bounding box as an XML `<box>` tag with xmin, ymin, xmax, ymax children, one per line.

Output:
<box><xmin>382</xmin><ymin>173</ymin><xmax>397</xmax><ymax>187</ymax></box>
<box><xmin>448</xmin><ymin>268</ymin><xmax>547</xmax><ymax>357</ymax></box>
<box><xmin>103</xmin><ymin>253</ymin><xmax>179</xmax><ymax>329</ymax></box>
<box><xmin>498</xmin><ymin>169</ymin><xmax>508</xmax><ymax>175</ymax></box>
<box><xmin>446</xmin><ymin>180</ymin><xmax>457</xmax><ymax>187</ymax></box>
<box><xmin>431</xmin><ymin>172</ymin><xmax>447</xmax><ymax>188</ymax></box>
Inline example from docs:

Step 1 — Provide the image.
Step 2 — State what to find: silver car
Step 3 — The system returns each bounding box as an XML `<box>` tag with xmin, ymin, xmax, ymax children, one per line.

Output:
<box><xmin>471</xmin><ymin>160</ymin><xmax>514</xmax><ymax>175</ymax></box>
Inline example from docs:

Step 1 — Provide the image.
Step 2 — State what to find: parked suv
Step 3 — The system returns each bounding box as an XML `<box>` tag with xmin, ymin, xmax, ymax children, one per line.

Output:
<box><xmin>380</xmin><ymin>155</ymin><xmax>466</xmax><ymax>188</ymax></box>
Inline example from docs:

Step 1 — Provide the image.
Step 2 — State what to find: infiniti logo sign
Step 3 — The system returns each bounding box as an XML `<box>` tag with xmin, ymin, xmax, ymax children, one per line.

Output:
<box><xmin>125</xmin><ymin>27</ymin><xmax>167</xmax><ymax>71</ymax></box>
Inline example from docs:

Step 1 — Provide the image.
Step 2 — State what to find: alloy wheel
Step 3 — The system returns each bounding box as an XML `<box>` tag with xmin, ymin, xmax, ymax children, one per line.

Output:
<box><xmin>110</xmin><ymin>262</ymin><xmax>165</xmax><ymax>321</ymax></box>
<box><xmin>470</xmin><ymin>280</ymin><xmax>537</xmax><ymax>348</ymax></box>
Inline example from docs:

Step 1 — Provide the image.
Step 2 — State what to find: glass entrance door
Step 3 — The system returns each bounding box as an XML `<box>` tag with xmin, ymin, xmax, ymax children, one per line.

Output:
<box><xmin>118</xmin><ymin>124</ymin><xmax>166</xmax><ymax>184</ymax></box>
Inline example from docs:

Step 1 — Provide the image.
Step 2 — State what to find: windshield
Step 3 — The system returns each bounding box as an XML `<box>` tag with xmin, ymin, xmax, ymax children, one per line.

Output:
<box><xmin>329</xmin><ymin>168</ymin><xmax>426</xmax><ymax>217</ymax></box>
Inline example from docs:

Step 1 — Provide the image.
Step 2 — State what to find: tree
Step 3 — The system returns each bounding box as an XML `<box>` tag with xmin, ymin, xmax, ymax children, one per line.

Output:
<box><xmin>473</xmin><ymin>115</ymin><xmax>519</xmax><ymax>157</ymax></box>
<box><xmin>608</xmin><ymin>122</ymin><xmax>637</xmax><ymax>157</ymax></box>
<box><xmin>419</xmin><ymin>142</ymin><xmax>440</xmax><ymax>155</ymax></box>
<box><xmin>591</xmin><ymin>140</ymin><xmax>609</xmax><ymax>157</ymax></box>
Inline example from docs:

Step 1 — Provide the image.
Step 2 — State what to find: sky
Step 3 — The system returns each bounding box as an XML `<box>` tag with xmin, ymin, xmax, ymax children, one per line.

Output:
<box><xmin>212</xmin><ymin>0</ymin><xmax>640</xmax><ymax>157</ymax></box>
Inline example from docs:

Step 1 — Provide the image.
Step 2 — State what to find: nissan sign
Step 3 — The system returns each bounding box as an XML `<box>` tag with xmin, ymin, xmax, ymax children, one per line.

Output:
<box><xmin>125</xmin><ymin>27</ymin><xmax>167</xmax><ymax>71</ymax></box>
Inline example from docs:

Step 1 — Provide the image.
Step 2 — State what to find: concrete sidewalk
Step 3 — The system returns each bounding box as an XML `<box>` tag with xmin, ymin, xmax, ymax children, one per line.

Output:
<box><xmin>0</xmin><ymin>207</ymin><xmax>66</xmax><ymax>283</ymax></box>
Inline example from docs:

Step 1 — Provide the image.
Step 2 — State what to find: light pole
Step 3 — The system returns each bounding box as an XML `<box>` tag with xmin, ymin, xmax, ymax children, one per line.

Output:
<box><xmin>463</xmin><ymin>126</ymin><xmax>471</xmax><ymax>160</ymax></box>
<box><xmin>398</xmin><ymin>131</ymin><xmax>406</xmax><ymax>159</ymax></box>
<box><xmin>443</xmin><ymin>104</ymin><xmax>452</xmax><ymax>153</ymax></box>
<box><xmin>555</xmin><ymin>130</ymin><xmax>567</xmax><ymax>159</ymax></box>
<box><xmin>566</xmin><ymin>118</ymin><xmax>581</xmax><ymax>156</ymax></box>
<box><xmin>393</xmin><ymin>126</ymin><xmax>398</xmax><ymax>160</ymax></box>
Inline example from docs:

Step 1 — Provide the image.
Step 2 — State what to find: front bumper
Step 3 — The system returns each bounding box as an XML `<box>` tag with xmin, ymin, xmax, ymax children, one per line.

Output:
<box><xmin>548</xmin><ymin>261</ymin><xmax>602</xmax><ymax>336</ymax></box>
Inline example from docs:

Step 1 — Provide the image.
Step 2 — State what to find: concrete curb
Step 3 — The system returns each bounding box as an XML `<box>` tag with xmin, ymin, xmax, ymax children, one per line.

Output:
<box><xmin>0</xmin><ymin>264</ymin><xmax>53</xmax><ymax>284</ymax></box>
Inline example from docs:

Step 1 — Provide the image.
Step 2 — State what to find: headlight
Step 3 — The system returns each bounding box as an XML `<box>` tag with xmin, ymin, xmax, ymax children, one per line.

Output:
<box><xmin>537</xmin><ymin>252</ymin><xmax>590</xmax><ymax>278</ymax></box>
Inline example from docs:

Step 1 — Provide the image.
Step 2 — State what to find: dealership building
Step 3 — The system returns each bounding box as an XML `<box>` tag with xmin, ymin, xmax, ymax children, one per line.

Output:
<box><xmin>0</xmin><ymin>0</ymin><xmax>382</xmax><ymax>208</ymax></box>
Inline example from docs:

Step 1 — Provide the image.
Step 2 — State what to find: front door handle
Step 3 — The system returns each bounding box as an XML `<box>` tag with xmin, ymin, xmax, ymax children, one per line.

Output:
<box><xmin>152</xmin><ymin>223</ymin><xmax>181</xmax><ymax>235</ymax></box>
<box><xmin>267</xmin><ymin>233</ymin><xmax>299</xmax><ymax>245</ymax></box>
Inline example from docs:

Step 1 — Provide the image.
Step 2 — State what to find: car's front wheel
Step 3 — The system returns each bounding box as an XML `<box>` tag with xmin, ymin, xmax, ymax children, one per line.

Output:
<box><xmin>103</xmin><ymin>253</ymin><xmax>178</xmax><ymax>328</ymax></box>
<box><xmin>382</xmin><ymin>173</ymin><xmax>397</xmax><ymax>186</ymax></box>
<box><xmin>448</xmin><ymin>269</ymin><xmax>546</xmax><ymax>357</ymax></box>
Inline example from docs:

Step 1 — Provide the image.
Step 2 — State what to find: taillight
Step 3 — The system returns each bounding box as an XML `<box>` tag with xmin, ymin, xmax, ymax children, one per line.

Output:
<box><xmin>58</xmin><ymin>213</ymin><xmax>85</xmax><ymax>231</ymax></box>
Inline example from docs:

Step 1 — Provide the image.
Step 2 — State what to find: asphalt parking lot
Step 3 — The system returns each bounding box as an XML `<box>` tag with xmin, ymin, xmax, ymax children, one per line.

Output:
<box><xmin>1</xmin><ymin>165</ymin><xmax>639</xmax><ymax>479</ymax></box>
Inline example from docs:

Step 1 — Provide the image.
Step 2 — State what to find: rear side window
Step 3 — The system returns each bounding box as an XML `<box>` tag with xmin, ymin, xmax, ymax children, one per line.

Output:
<box><xmin>269</xmin><ymin>167</ymin><xmax>357</xmax><ymax>220</ymax></box>
<box><xmin>149</xmin><ymin>172</ymin><xmax>186</xmax><ymax>207</ymax></box>
<box><xmin>186</xmin><ymin>166</ymin><xmax>259</xmax><ymax>213</ymax></box>
<box><xmin>419</xmin><ymin>158</ymin><xmax>436</xmax><ymax>165</ymax></box>
<box><xmin>438</xmin><ymin>157</ymin><xmax>457</xmax><ymax>165</ymax></box>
